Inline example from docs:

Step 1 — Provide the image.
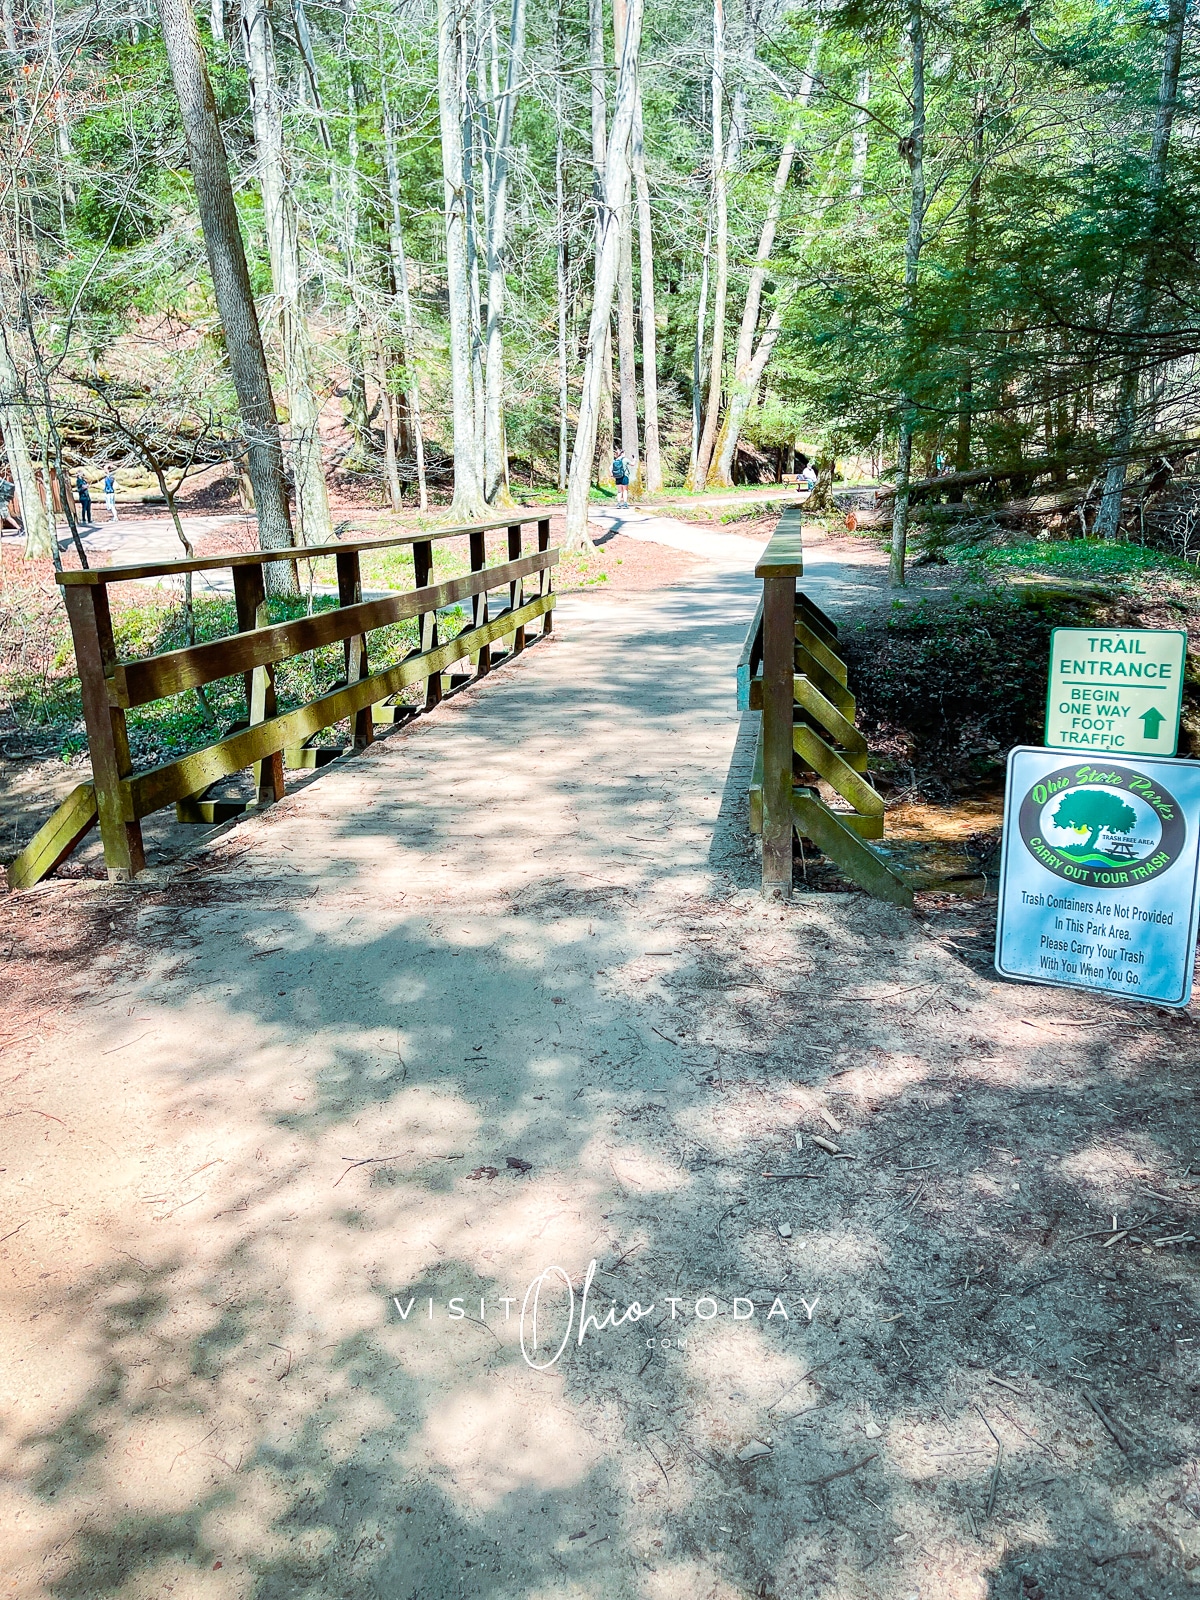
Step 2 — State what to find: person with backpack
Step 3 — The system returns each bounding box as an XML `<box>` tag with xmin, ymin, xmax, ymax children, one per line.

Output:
<box><xmin>612</xmin><ymin>451</ymin><xmax>630</xmax><ymax>508</ymax></box>
<box><xmin>103</xmin><ymin>471</ymin><xmax>118</xmax><ymax>521</ymax></box>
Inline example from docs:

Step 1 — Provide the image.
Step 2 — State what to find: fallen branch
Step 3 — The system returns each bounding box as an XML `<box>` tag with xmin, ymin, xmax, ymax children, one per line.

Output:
<box><xmin>803</xmin><ymin>1451</ymin><xmax>877</xmax><ymax>1488</ymax></box>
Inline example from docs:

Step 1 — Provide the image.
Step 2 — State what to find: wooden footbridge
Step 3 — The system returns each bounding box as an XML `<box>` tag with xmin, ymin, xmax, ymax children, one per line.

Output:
<box><xmin>10</xmin><ymin>505</ymin><xmax>907</xmax><ymax>904</ymax></box>
<box><xmin>8</xmin><ymin>515</ymin><xmax>556</xmax><ymax>888</ymax></box>
<box><xmin>739</xmin><ymin>510</ymin><xmax>912</xmax><ymax>905</ymax></box>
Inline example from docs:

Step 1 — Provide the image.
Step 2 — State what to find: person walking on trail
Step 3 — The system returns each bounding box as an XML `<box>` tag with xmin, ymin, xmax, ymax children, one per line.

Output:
<box><xmin>103</xmin><ymin>472</ymin><xmax>117</xmax><ymax>522</ymax></box>
<box><xmin>0</xmin><ymin>479</ymin><xmax>21</xmax><ymax>533</ymax></box>
<box><xmin>612</xmin><ymin>452</ymin><xmax>630</xmax><ymax>508</ymax></box>
<box><xmin>76</xmin><ymin>473</ymin><xmax>92</xmax><ymax>525</ymax></box>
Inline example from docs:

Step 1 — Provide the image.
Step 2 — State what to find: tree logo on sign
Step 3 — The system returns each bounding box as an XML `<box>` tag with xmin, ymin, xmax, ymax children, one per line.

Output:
<box><xmin>1017</xmin><ymin>763</ymin><xmax>1185</xmax><ymax>889</ymax></box>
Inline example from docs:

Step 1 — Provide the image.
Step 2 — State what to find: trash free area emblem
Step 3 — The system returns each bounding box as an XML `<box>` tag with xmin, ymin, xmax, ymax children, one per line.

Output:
<box><xmin>1017</xmin><ymin>760</ymin><xmax>1185</xmax><ymax>890</ymax></box>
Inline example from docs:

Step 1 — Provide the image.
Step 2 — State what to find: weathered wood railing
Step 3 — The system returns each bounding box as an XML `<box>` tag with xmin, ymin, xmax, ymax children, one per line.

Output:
<box><xmin>738</xmin><ymin>508</ymin><xmax>911</xmax><ymax>906</ymax></box>
<box><xmin>8</xmin><ymin>514</ymin><xmax>557</xmax><ymax>889</ymax></box>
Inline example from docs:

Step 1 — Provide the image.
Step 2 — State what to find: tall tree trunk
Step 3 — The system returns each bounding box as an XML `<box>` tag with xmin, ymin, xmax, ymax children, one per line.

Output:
<box><xmin>689</xmin><ymin>0</ymin><xmax>727</xmax><ymax>489</ymax></box>
<box><xmin>889</xmin><ymin>0</ymin><xmax>926</xmax><ymax>587</ymax></box>
<box><xmin>382</xmin><ymin>90</ymin><xmax>429</xmax><ymax>510</ymax></box>
<box><xmin>708</xmin><ymin>39</ymin><xmax>820</xmax><ymax>489</ymax></box>
<box><xmin>377</xmin><ymin>334</ymin><xmax>403</xmax><ymax>512</ymax></box>
<box><xmin>554</xmin><ymin>0</ymin><xmax>569</xmax><ymax>491</ymax></box>
<box><xmin>612</xmin><ymin>0</ymin><xmax>639</xmax><ymax>490</ymax></box>
<box><xmin>0</xmin><ymin>333</ymin><xmax>53</xmax><ymax>558</ymax></box>
<box><xmin>952</xmin><ymin>86</ymin><xmax>983</xmax><ymax>490</ymax></box>
<box><xmin>483</xmin><ymin>0</ymin><xmax>525</xmax><ymax>506</ymax></box>
<box><xmin>241</xmin><ymin>0</ymin><xmax>330</xmax><ymax>546</ymax></box>
<box><xmin>1094</xmin><ymin>0</ymin><xmax>1187</xmax><ymax>540</ymax></box>
<box><xmin>691</xmin><ymin>216</ymin><xmax>712</xmax><ymax>479</ymax></box>
<box><xmin>210</xmin><ymin>0</ymin><xmax>223</xmax><ymax>42</ymax></box>
<box><xmin>564</xmin><ymin>0</ymin><xmax>643</xmax><ymax>547</ymax></box>
<box><xmin>850</xmin><ymin>67</ymin><xmax>869</xmax><ymax>196</ymax></box>
<box><xmin>632</xmin><ymin>94</ymin><xmax>661</xmax><ymax>492</ymax></box>
<box><xmin>155</xmin><ymin>0</ymin><xmax>296</xmax><ymax>594</ymax></box>
<box><xmin>439</xmin><ymin>0</ymin><xmax>486</xmax><ymax>517</ymax></box>
<box><xmin>589</xmin><ymin>0</ymin><xmax>615</xmax><ymax>489</ymax></box>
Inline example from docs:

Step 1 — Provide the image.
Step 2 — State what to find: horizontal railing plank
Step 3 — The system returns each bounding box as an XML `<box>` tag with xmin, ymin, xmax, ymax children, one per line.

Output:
<box><xmin>121</xmin><ymin>592</ymin><xmax>555</xmax><ymax>821</ymax></box>
<box><xmin>110</xmin><ymin>550</ymin><xmax>557</xmax><ymax>707</ymax></box>
<box><xmin>754</xmin><ymin>505</ymin><xmax>805</xmax><ymax>580</ymax></box>
<box><xmin>58</xmin><ymin>511</ymin><xmax>554</xmax><ymax>587</ymax></box>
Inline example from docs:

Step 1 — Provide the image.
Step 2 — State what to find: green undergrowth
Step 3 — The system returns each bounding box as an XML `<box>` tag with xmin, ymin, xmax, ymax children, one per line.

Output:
<box><xmin>843</xmin><ymin>535</ymin><xmax>1200</xmax><ymax>790</ymax></box>
<box><xmin>0</xmin><ymin>570</ymin><xmax>467</xmax><ymax>770</ymax></box>
<box><xmin>949</xmin><ymin>537</ymin><xmax>1200</xmax><ymax>583</ymax></box>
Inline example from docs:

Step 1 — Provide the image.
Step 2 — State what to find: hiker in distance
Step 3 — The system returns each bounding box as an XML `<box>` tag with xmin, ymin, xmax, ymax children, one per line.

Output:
<box><xmin>75</xmin><ymin>474</ymin><xmax>92</xmax><ymax>525</ymax></box>
<box><xmin>613</xmin><ymin>452</ymin><xmax>630</xmax><ymax>508</ymax></box>
<box><xmin>0</xmin><ymin>479</ymin><xmax>21</xmax><ymax>533</ymax></box>
<box><xmin>103</xmin><ymin>472</ymin><xmax>117</xmax><ymax>521</ymax></box>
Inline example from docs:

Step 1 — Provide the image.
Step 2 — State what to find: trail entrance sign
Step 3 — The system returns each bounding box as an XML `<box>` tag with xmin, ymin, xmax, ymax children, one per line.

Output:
<box><xmin>1045</xmin><ymin>627</ymin><xmax>1185</xmax><ymax>755</ymax></box>
<box><xmin>995</xmin><ymin>747</ymin><xmax>1200</xmax><ymax>1006</ymax></box>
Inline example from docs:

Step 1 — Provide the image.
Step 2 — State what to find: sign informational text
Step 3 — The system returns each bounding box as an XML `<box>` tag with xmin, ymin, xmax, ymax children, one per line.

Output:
<box><xmin>1045</xmin><ymin>627</ymin><xmax>1185</xmax><ymax>755</ymax></box>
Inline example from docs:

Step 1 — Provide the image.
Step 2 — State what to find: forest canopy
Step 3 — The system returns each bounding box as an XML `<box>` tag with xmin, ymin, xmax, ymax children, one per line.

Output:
<box><xmin>1</xmin><ymin>0</ymin><xmax>1196</xmax><ymax>578</ymax></box>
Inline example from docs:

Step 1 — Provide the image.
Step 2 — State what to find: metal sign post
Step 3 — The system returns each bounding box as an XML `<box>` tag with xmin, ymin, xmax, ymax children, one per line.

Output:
<box><xmin>995</xmin><ymin>748</ymin><xmax>1200</xmax><ymax>1007</ymax></box>
<box><xmin>1045</xmin><ymin>627</ymin><xmax>1186</xmax><ymax>756</ymax></box>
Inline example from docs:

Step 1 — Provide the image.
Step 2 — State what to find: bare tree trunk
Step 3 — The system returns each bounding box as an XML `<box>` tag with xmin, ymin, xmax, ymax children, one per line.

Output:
<box><xmin>564</xmin><ymin>0</ymin><xmax>643</xmax><ymax>547</ymax></box>
<box><xmin>689</xmin><ymin>0</ymin><xmax>727</xmax><ymax>489</ymax></box>
<box><xmin>1094</xmin><ymin>0</ymin><xmax>1187</xmax><ymax>539</ymax></box>
<box><xmin>483</xmin><ymin>0</ymin><xmax>525</xmax><ymax>506</ymax></box>
<box><xmin>554</xmin><ymin>0</ymin><xmax>569</xmax><ymax>491</ymax></box>
<box><xmin>439</xmin><ymin>0</ymin><xmax>485</xmax><ymax>517</ymax></box>
<box><xmin>2</xmin><ymin>0</ymin><xmax>17</xmax><ymax>53</ymax></box>
<box><xmin>382</xmin><ymin>89</ymin><xmax>428</xmax><ymax>510</ymax></box>
<box><xmin>889</xmin><ymin>0</ymin><xmax>927</xmax><ymax>587</ymax></box>
<box><xmin>632</xmin><ymin>95</ymin><xmax>660</xmax><ymax>493</ymax></box>
<box><xmin>241</xmin><ymin>0</ymin><xmax>330</xmax><ymax>547</ymax></box>
<box><xmin>589</xmin><ymin>0</ymin><xmax>615</xmax><ymax>491</ymax></box>
<box><xmin>210</xmin><ymin>0</ymin><xmax>223</xmax><ymax>42</ymax></box>
<box><xmin>953</xmin><ymin>85</ymin><xmax>982</xmax><ymax>488</ymax></box>
<box><xmin>850</xmin><ymin>67</ymin><xmax>870</xmax><ymax>196</ymax></box>
<box><xmin>594</xmin><ymin>330</ymin><xmax>615</xmax><ymax>487</ymax></box>
<box><xmin>0</xmin><ymin>332</ymin><xmax>53</xmax><ymax>558</ymax></box>
<box><xmin>155</xmin><ymin>0</ymin><xmax>296</xmax><ymax>594</ymax></box>
<box><xmin>612</xmin><ymin>0</ymin><xmax>639</xmax><ymax>491</ymax></box>
<box><xmin>377</xmin><ymin>334</ymin><xmax>403</xmax><ymax>512</ymax></box>
<box><xmin>709</xmin><ymin>40</ymin><xmax>820</xmax><ymax>489</ymax></box>
<box><xmin>691</xmin><ymin>216</ymin><xmax>711</xmax><ymax>479</ymax></box>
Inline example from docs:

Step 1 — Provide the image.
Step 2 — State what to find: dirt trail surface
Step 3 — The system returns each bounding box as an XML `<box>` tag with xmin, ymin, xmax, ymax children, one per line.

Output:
<box><xmin>2</xmin><ymin>514</ymin><xmax>1199</xmax><ymax>1600</ymax></box>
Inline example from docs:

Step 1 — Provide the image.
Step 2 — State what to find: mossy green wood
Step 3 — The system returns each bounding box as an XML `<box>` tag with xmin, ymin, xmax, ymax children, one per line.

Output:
<box><xmin>792</xmin><ymin>725</ymin><xmax>884</xmax><ymax>817</ymax></box>
<box><xmin>792</xmin><ymin>790</ymin><xmax>912</xmax><ymax>908</ymax></box>
<box><xmin>795</xmin><ymin>592</ymin><xmax>839</xmax><ymax>650</ymax></box>
<box><xmin>5</xmin><ymin>782</ymin><xmax>99</xmax><ymax>890</ymax></box>
<box><xmin>793</xmin><ymin>676</ymin><xmax>868</xmax><ymax>767</ymax></box>
<box><xmin>794</xmin><ymin>619</ymin><xmax>847</xmax><ymax>685</ymax></box>
<box><xmin>121</xmin><ymin>593</ymin><xmax>555</xmax><ymax>821</ymax></box>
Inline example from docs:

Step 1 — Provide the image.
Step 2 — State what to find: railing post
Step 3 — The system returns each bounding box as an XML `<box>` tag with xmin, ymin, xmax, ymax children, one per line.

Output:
<box><xmin>760</xmin><ymin>573</ymin><xmax>796</xmax><ymax>897</ymax></box>
<box><xmin>413</xmin><ymin>538</ymin><xmax>441</xmax><ymax>710</ymax></box>
<box><xmin>232</xmin><ymin>564</ymin><xmax>285</xmax><ymax>804</ymax></box>
<box><xmin>538</xmin><ymin>519</ymin><xmax>553</xmax><ymax>634</ymax></box>
<box><xmin>507</xmin><ymin>522</ymin><xmax>525</xmax><ymax>655</ymax></box>
<box><xmin>336</xmin><ymin>550</ymin><xmax>373</xmax><ymax>750</ymax></box>
<box><xmin>469</xmin><ymin>528</ymin><xmax>491</xmax><ymax>678</ymax></box>
<box><xmin>61</xmin><ymin>585</ymin><xmax>145</xmax><ymax>880</ymax></box>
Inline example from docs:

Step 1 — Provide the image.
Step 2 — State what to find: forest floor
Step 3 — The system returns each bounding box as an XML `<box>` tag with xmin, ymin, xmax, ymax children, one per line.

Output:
<box><xmin>0</xmin><ymin>510</ymin><xmax>1198</xmax><ymax>1600</ymax></box>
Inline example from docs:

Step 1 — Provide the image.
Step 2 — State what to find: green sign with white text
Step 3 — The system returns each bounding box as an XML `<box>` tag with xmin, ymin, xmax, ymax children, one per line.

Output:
<box><xmin>1045</xmin><ymin>627</ymin><xmax>1186</xmax><ymax>756</ymax></box>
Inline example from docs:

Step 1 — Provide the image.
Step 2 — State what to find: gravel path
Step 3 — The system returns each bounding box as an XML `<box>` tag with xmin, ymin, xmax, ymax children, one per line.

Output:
<box><xmin>2</xmin><ymin>516</ymin><xmax>1198</xmax><ymax>1600</ymax></box>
